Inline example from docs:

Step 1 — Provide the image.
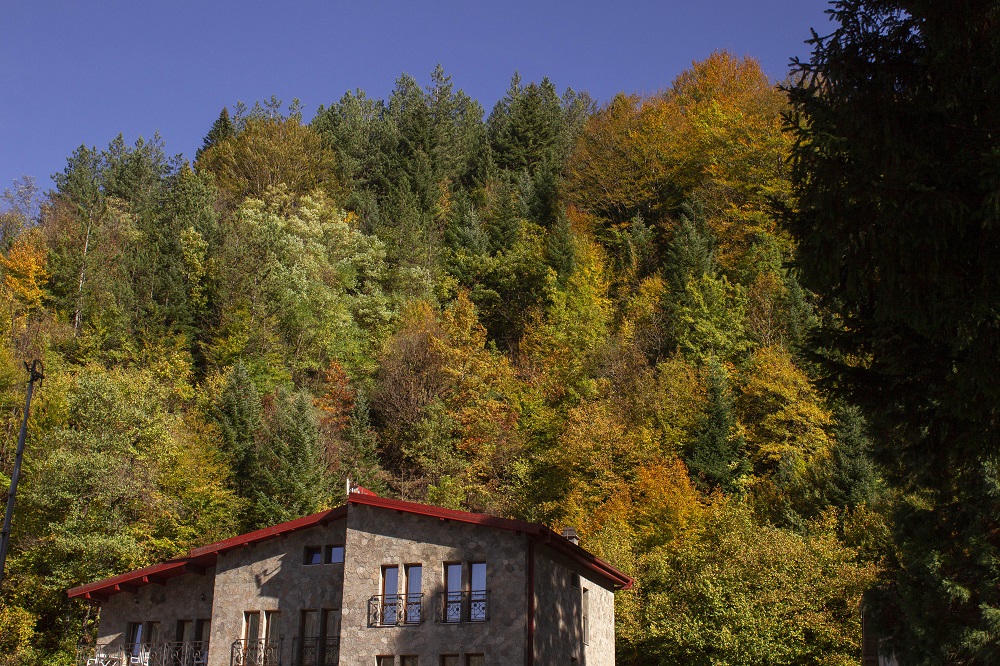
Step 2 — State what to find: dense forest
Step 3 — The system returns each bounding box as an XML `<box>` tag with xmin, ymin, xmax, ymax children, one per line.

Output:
<box><xmin>0</xmin><ymin>50</ymin><xmax>890</xmax><ymax>664</ymax></box>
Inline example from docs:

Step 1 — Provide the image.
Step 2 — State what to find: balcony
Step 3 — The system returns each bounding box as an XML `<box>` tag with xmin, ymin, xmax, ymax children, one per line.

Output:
<box><xmin>75</xmin><ymin>641</ymin><xmax>209</xmax><ymax>666</ymax></box>
<box><xmin>436</xmin><ymin>590</ymin><xmax>489</xmax><ymax>623</ymax></box>
<box><xmin>230</xmin><ymin>639</ymin><xmax>281</xmax><ymax>666</ymax></box>
<box><xmin>367</xmin><ymin>593</ymin><xmax>424</xmax><ymax>626</ymax></box>
<box><xmin>291</xmin><ymin>637</ymin><xmax>340</xmax><ymax>666</ymax></box>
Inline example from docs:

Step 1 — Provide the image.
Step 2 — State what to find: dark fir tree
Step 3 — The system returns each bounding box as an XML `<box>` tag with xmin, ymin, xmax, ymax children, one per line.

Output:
<box><xmin>196</xmin><ymin>107</ymin><xmax>235</xmax><ymax>161</ymax></box>
<box><xmin>254</xmin><ymin>389</ymin><xmax>332</xmax><ymax>527</ymax></box>
<box><xmin>686</xmin><ymin>358</ymin><xmax>748</xmax><ymax>492</ymax></box>
<box><xmin>211</xmin><ymin>363</ymin><xmax>264</xmax><ymax>531</ymax></box>
<box><xmin>787</xmin><ymin>2</ymin><xmax>1000</xmax><ymax>662</ymax></box>
<box><xmin>826</xmin><ymin>403</ymin><xmax>879</xmax><ymax>509</ymax></box>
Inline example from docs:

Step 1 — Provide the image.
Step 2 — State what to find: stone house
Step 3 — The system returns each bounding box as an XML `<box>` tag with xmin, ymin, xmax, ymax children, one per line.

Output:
<box><xmin>69</xmin><ymin>487</ymin><xmax>632</xmax><ymax>666</ymax></box>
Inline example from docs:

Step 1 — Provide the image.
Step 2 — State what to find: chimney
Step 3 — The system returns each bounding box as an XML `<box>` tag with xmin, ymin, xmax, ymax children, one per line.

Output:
<box><xmin>561</xmin><ymin>526</ymin><xmax>579</xmax><ymax>545</ymax></box>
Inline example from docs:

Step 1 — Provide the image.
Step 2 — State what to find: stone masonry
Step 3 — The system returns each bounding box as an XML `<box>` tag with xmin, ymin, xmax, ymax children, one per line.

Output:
<box><xmin>533</xmin><ymin>545</ymin><xmax>615</xmax><ymax>665</ymax></box>
<box><xmin>208</xmin><ymin>517</ymin><xmax>348</xmax><ymax>666</ymax></box>
<box><xmin>338</xmin><ymin>502</ymin><xmax>527</xmax><ymax>666</ymax></box>
<box><xmin>80</xmin><ymin>494</ymin><xmax>628</xmax><ymax>666</ymax></box>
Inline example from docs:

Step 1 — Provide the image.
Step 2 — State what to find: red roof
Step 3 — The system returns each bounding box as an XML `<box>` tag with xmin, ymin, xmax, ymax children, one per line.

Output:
<box><xmin>68</xmin><ymin>492</ymin><xmax>631</xmax><ymax>601</ymax></box>
<box><xmin>346</xmin><ymin>493</ymin><xmax>632</xmax><ymax>590</ymax></box>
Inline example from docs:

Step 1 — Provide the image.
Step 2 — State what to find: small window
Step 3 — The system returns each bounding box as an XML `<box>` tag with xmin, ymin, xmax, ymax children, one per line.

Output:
<box><xmin>304</xmin><ymin>546</ymin><xmax>323</xmax><ymax>565</ymax></box>
<box><xmin>325</xmin><ymin>545</ymin><xmax>345</xmax><ymax>563</ymax></box>
<box><xmin>441</xmin><ymin>655</ymin><xmax>459</xmax><ymax>666</ymax></box>
<box><xmin>126</xmin><ymin>622</ymin><xmax>144</xmax><ymax>647</ymax></box>
<box><xmin>244</xmin><ymin>612</ymin><xmax>261</xmax><ymax>641</ymax></box>
<box><xmin>401</xmin><ymin>657</ymin><xmax>418</xmax><ymax>666</ymax></box>
<box><xmin>382</xmin><ymin>566</ymin><xmax>400</xmax><ymax>625</ymax></box>
<box><xmin>194</xmin><ymin>619</ymin><xmax>210</xmax><ymax>642</ymax></box>
<box><xmin>376</xmin><ymin>657</ymin><xmax>394</xmax><ymax>666</ymax></box>
<box><xmin>466</xmin><ymin>656</ymin><xmax>484</xmax><ymax>666</ymax></box>
<box><xmin>405</xmin><ymin>564</ymin><xmax>423</xmax><ymax>623</ymax></box>
<box><xmin>265</xmin><ymin>611</ymin><xmax>280</xmax><ymax>643</ymax></box>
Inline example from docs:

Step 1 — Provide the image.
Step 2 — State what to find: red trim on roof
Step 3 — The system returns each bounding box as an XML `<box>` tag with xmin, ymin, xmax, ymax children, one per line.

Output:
<box><xmin>67</xmin><ymin>493</ymin><xmax>631</xmax><ymax>601</ymax></box>
<box><xmin>67</xmin><ymin>558</ymin><xmax>193</xmax><ymax>600</ymax></box>
<box><xmin>67</xmin><ymin>506</ymin><xmax>349</xmax><ymax>601</ymax></box>
<box><xmin>188</xmin><ymin>506</ymin><xmax>347</xmax><ymax>558</ymax></box>
<box><xmin>347</xmin><ymin>492</ymin><xmax>632</xmax><ymax>590</ymax></box>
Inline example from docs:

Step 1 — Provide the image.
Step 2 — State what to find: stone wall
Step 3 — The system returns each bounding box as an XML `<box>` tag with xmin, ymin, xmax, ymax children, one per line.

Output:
<box><xmin>532</xmin><ymin>544</ymin><xmax>616</xmax><ymax>666</ymax></box>
<box><xmin>207</xmin><ymin>517</ymin><xmax>347</xmax><ymax>666</ymax></box>
<box><xmin>337</xmin><ymin>502</ymin><xmax>528</xmax><ymax>666</ymax></box>
<box><xmin>90</xmin><ymin>502</ymin><xmax>621</xmax><ymax>666</ymax></box>
<box><xmin>96</xmin><ymin>567</ymin><xmax>216</xmax><ymax>644</ymax></box>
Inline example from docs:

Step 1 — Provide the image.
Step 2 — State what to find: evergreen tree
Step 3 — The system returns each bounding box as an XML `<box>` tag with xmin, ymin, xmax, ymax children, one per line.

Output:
<box><xmin>787</xmin><ymin>2</ymin><xmax>1000</xmax><ymax>660</ymax></box>
<box><xmin>340</xmin><ymin>394</ymin><xmax>388</xmax><ymax>496</ymax></box>
<box><xmin>254</xmin><ymin>389</ymin><xmax>332</xmax><ymax>526</ymax></box>
<box><xmin>826</xmin><ymin>403</ymin><xmax>879</xmax><ymax>509</ymax></box>
<box><xmin>687</xmin><ymin>358</ymin><xmax>748</xmax><ymax>492</ymax></box>
<box><xmin>211</xmin><ymin>363</ymin><xmax>264</xmax><ymax>531</ymax></box>
<box><xmin>196</xmin><ymin>107</ymin><xmax>235</xmax><ymax>161</ymax></box>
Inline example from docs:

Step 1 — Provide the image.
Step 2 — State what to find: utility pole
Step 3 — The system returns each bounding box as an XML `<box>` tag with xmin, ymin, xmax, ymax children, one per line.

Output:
<box><xmin>0</xmin><ymin>360</ymin><xmax>43</xmax><ymax>590</ymax></box>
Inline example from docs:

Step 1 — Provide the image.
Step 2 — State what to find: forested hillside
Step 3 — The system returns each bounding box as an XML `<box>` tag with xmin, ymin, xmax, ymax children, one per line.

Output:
<box><xmin>0</xmin><ymin>53</ymin><xmax>885</xmax><ymax>665</ymax></box>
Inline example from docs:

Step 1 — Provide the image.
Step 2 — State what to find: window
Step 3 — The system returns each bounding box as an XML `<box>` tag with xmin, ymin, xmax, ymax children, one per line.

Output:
<box><xmin>177</xmin><ymin>620</ymin><xmax>193</xmax><ymax>642</ymax></box>
<box><xmin>582</xmin><ymin>588</ymin><xmax>590</xmax><ymax>645</ymax></box>
<box><xmin>382</xmin><ymin>566</ymin><xmax>400</xmax><ymax>625</ymax></box>
<box><xmin>264</xmin><ymin>611</ymin><xmax>280</xmax><ymax>643</ymax></box>
<box><xmin>322</xmin><ymin>608</ymin><xmax>341</xmax><ymax>639</ymax></box>
<box><xmin>440</xmin><ymin>656</ymin><xmax>459</xmax><ymax>666</ymax></box>
<box><xmin>244</xmin><ymin>612</ymin><xmax>261</xmax><ymax>641</ymax></box>
<box><xmin>401</xmin><ymin>657</ymin><xmax>418</xmax><ymax>666</ymax></box>
<box><xmin>301</xmin><ymin>610</ymin><xmax>319</xmax><ymax>639</ymax></box>
<box><xmin>444</xmin><ymin>563</ymin><xmax>462</xmax><ymax>623</ymax></box>
<box><xmin>470</xmin><ymin>563</ymin><xmax>487</xmax><ymax>622</ymax></box>
<box><xmin>440</xmin><ymin>562</ymin><xmax>489</xmax><ymax>623</ymax></box>
<box><xmin>466</xmin><ymin>656</ymin><xmax>485</xmax><ymax>666</ymax></box>
<box><xmin>301</xmin><ymin>609</ymin><xmax>339</xmax><ymax>664</ymax></box>
<box><xmin>405</xmin><ymin>564</ymin><xmax>422</xmax><ymax>623</ymax></box>
<box><xmin>307</xmin><ymin>544</ymin><xmax>344</xmax><ymax>565</ymax></box>
<box><xmin>146</xmin><ymin>621</ymin><xmax>160</xmax><ymax>644</ymax></box>
<box><xmin>376</xmin><ymin>657</ymin><xmax>394</xmax><ymax>666</ymax></box>
<box><xmin>126</xmin><ymin>621</ymin><xmax>144</xmax><ymax>647</ymax></box>
<box><xmin>571</xmin><ymin>573</ymin><xmax>580</xmax><ymax>588</ymax></box>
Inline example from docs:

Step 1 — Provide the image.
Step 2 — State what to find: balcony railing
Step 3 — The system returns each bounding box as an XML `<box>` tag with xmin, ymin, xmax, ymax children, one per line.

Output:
<box><xmin>367</xmin><ymin>593</ymin><xmax>424</xmax><ymax>626</ymax></box>
<box><xmin>230</xmin><ymin>639</ymin><xmax>281</xmax><ymax>666</ymax></box>
<box><xmin>436</xmin><ymin>590</ymin><xmax>489</xmax><ymax>623</ymax></box>
<box><xmin>75</xmin><ymin>642</ymin><xmax>209</xmax><ymax>666</ymax></box>
<box><xmin>291</xmin><ymin>637</ymin><xmax>340</xmax><ymax>666</ymax></box>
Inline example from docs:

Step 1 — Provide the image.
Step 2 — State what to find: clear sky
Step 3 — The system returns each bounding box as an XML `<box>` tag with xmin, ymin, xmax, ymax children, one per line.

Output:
<box><xmin>1</xmin><ymin>0</ymin><xmax>833</xmax><ymax>194</ymax></box>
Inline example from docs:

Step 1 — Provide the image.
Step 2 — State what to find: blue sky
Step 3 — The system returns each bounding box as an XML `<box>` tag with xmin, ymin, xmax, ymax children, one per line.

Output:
<box><xmin>1</xmin><ymin>0</ymin><xmax>832</xmax><ymax>194</ymax></box>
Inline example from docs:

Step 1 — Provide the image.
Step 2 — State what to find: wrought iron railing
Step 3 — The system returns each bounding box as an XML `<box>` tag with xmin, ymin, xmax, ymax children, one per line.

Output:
<box><xmin>436</xmin><ymin>589</ymin><xmax>489</xmax><ymax>623</ymax></box>
<box><xmin>75</xmin><ymin>642</ymin><xmax>209</xmax><ymax>666</ymax></box>
<box><xmin>367</xmin><ymin>593</ymin><xmax>424</xmax><ymax>626</ymax></box>
<box><xmin>230</xmin><ymin>639</ymin><xmax>281</xmax><ymax>666</ymax></box>
<box><xmin>291</xmin><ymin>636</ymin><xmax>340</xmax><ymax>666</ymax></box>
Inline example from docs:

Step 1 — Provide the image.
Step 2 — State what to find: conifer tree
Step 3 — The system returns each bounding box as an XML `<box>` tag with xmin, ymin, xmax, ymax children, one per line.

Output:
<box><xmin>196</xmin><ymin>107</ymin><xmax>235</xmax><ymax>161</ymax></box>
<box><xmin>687</xmin><ymin>359</ymin><xmax>747</xmax><ymax>492</ymax></box>
<box><xmin>788</xmin><ymin>2</ymin><xmax>1000</xmax><ymax>660</ymax></box>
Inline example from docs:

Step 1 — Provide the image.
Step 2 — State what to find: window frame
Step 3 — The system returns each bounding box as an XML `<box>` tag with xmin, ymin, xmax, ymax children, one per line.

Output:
<box><xmin>303</xmin><ymin>545</ymin><xmax>323</xmax><ymax>565</ymax></box>
<box><xmin>325</xmin><ymin>544</ymin><xmax>345</xmax><ymax>564</ymax></box>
